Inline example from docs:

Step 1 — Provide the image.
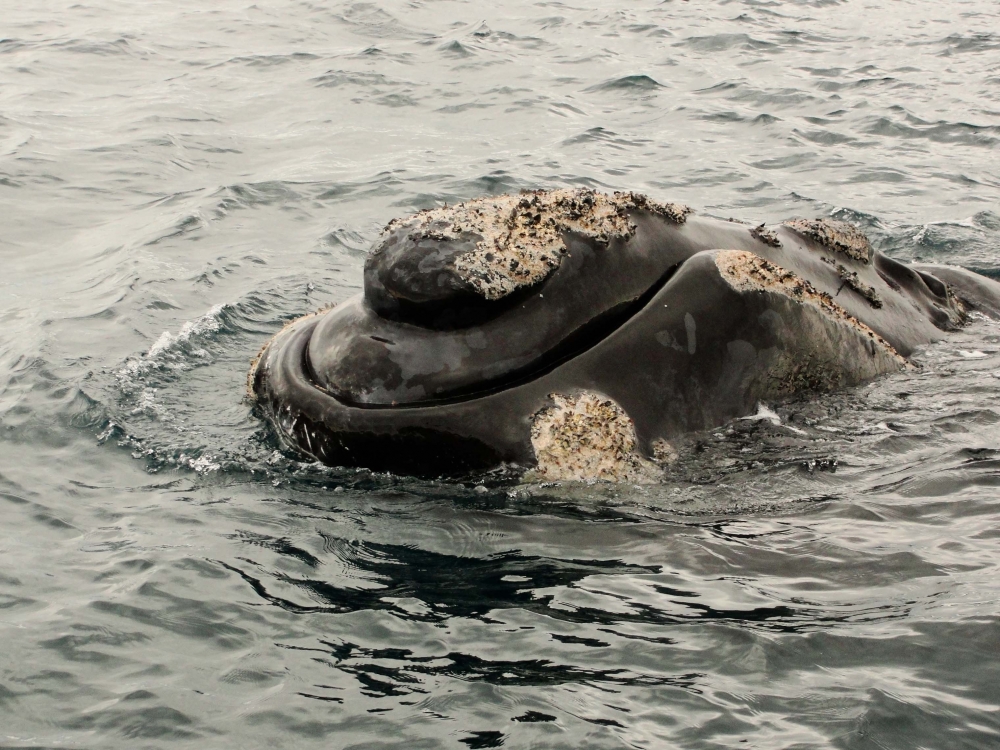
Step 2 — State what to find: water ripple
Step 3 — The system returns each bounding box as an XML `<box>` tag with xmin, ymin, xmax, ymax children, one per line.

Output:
<box><xmin>2</xmin><ymin>0</ymin><xmax>1000</xmax><ymax>747</ymax></box>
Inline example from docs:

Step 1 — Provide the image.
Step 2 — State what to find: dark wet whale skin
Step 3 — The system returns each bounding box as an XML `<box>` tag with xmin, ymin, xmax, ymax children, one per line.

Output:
<box><xmin>250</xmin><ymin>203</ymin><xmax>1000</xmax><ymax>475</ymax></box>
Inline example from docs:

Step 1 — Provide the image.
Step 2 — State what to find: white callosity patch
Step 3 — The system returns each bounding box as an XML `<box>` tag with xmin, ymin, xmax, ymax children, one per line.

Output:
<box><xmin>715</xmin><ymin>250</ymin><xmax>907</xmax><ymax>367</ymax></box>
<box><xmin>782</xmin><ymin>218</ymin><xmax>873</xmax><ymax>263</ymax></box>
<box><xmin>529</xmin><ymin>391</ymin><xmax>661</xmax><ymax>482</ymax></box>
<box><xmin>381</xmin><ymin>188</ymin><xmax>690</xmax><ymax>300</ymax></box>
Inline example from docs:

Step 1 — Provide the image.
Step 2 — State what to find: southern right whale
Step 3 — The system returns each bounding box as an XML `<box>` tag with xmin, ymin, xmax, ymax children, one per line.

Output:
<box><xmin>249</xmin><ymin>189</ymin><xmax>1000</xmax><ymax>480</ymax></box>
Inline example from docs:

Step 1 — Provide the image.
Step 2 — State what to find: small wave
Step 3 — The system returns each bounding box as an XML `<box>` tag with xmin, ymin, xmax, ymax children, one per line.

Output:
<box><xmin>847</xmin><ymin>167</ymin><xmax>908</xmax><ymax>184</ymax></box>
<box><xmin>145</xmin><ymin>304</ymin><xmax>225</xmax><ymax>360</ymax></box>
<box><xmin>334</xmin><ymin>2</ymin><xmax>428</xmax><ymax>41</ymax></box>
<box><xmin>213</xmin><ymin>181</ymin><xmax>306</xmax><ymax>215</ymax></box>
<box><xmin>439</xmin><ymin>40</ymin><xmax>475</xmax><ymax>58</ymax></box>
<box><xmin>586</xmin><ymin>75</ymin><xmax>664</xmax><ymax>93</ymax></box>
<box><xmin>117</xmin><ymin>304</ymin><xmax>226</xmax><ymax>387</ymax></box>
<box><xmin>52</xmin><ymin>37</ymin><xmax>141</xmax><ymax>57</ymax></box>
<box><xmin>813</xmin><ymin>76</ymin><xmax>902</xmax><ymax>93</ymax></box>
<box><xmin>937</xmin><ymin>33</ymin><xmax>1000</xmax><ymax>54</ymax></box>
<box><xmin>489</xmin><ymin>29</ymin><xmax>548</xmax><ymax>51</ymax></box>
<box><xmin>435</xmin><ymin>101</ymin><xmax>492</xmax><ymax>114</ymax></box>
<box><xmin>861</xmin><ymin>115</ymin><xmax>1000</xmax><ymax>148</ymax></box>
<box><xmin>740</xmin><ymin>403</ymin><xmax>807</xmax><ymax>435</ymax></box>
<box><xmin>217</xmin><ymin>52</ymin><xmax>319</xmax><ymax>69</ymax></box>
<box><xmin>0</xmin><ymin>38</ymin><xmax>28</xmax><ymax>54</ymax></box>
<box><xmin>311</xmin><ymin>69</ymin><xmax>397</xmax><ymax>88</ymax></box>
<box><xmin>748</xmin><ymin>153</ymin><xmax>816</xmax><ymax>171</ymax></box>
<box><xmin>792</xmin><ymin>128</ymin><xmax>857</xmax><ymax>145</ymax></box>
<box><xmin>320</xmin><ymin>227</ymin><xmax>370</xmax><ymax>255</ymax></box>
<box><xmin>676</xmin><ymin>33</ymin><xmax>778</xmax><ymax>53</ymax></box>
<box><xmin>561</xmin><ymin>126</ymin><xmax>652</xmax><ymax>149</ymax></box>
<box><xmin>695</xmin><ymin>79</ymin><xmax>821</xmax><ymax>107</ymax></box>
<box><xmin>142</xmin><ymin>212</ymin><xmax>204</xmax><ymax>247</ymax></box>
<box><xmin>877</xmin><ymin>211</ymin><xmax>1000</xmax><ymax>274</ymax></box>
<box><xmin>698</xmin><ymin>110</ymin><xmax>748</xmax><ymax>124</ymax></box>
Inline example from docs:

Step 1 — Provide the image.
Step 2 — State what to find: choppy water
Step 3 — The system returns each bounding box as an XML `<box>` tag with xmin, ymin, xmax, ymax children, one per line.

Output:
<box><xmin>2</xmin><ymin>1</ymin><xmax>1000</xmax><ymax>747</ymax></box>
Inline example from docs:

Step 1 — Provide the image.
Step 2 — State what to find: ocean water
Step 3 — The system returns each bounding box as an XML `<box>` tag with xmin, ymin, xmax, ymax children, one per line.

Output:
<box><xmin>2</xmin><ymin>1</ymin><xmax>1000</xmax><ymax>747</ymax></box>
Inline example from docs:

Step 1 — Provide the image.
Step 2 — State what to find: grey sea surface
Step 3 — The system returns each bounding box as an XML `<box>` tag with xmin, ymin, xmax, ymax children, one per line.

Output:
<box><xmin>2</xmin><ymin>1</ymin><xmax>1000</xmax><ymax>747</ymax></box>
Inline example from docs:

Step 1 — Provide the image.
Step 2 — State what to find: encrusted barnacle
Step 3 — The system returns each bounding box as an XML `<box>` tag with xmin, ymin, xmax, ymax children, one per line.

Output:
<box><xmin>614</xmin><ymin>191</ymin><xmax>692</xmax><ymax>225</ymax></box>
<box><xmin>820</xmin><ymin>257</ymin><xmax>883</xmax><ymax>308</ymax></box>
<box><xmin>783</xmin><ymin>218</ymin><xmax>873</xmax><ymax>264</ymax></box>
<box><xmin>946</xmin><ymin>285</ymin><xmax>969</xmax><ymax>322</ymax></box>
<box><xmin>529</xmin><ymin>392</ymin><xmax>660</xmax><ymax>482</ymax></box>
<box><xmin>650</xmin><ymin>438</ymin><xmax>679</xmax><ymax>465</ymax></box>
<box><xmin>750</xmin><ymin>223</ymin><xmax>782</xmax><ymax>248</ymax></box>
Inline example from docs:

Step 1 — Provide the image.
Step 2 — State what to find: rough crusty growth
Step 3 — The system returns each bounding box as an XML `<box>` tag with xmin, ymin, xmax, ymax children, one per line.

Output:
<box><xmin>650</xmin><ymin>438</ymin><xmax>679</xmax><ymax>465</ymax></box>
<box><xmin>750</xmin><ymin>223</ymin><xmax>782</xmax><ymax>248</ymax></box>
<box><xmin>783</xmin><ymin>218</ymin><xmax>872</xmax><ymax>264</ymax></box>
<box><xmin>821</xmin><ymin>256</ymin><xmax>883</xmax><ymax>309</ymax></box>
<box><xmin>715</xmin><ymin>250</ymin><xmax>905</xmax><ymax>365</ymax></box>
<box><xmin>946</xmin><ymin>285</ymin><xmax>969</xmax><ymax>320</ymax></box>
<box><xmin>246</xmin><ymin>342</ymin><xmax>267</xmax><ymax>400</ymax></box>
<box><xmin>529</xmin><ymin>392</ymin><xmax>660</xmax><ymax>482</ymax></box>
<box><xmin>382</xmin><ymin>189</ymin><xmax>691</xmax><ymax>301</ymax></box>
<box><xmin>622</xmin><ymin>191</ymin><xmax>691</xmax><ymax>225</ymax></box>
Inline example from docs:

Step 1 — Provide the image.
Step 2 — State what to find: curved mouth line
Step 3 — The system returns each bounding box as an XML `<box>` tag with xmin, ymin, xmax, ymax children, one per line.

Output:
<box><xmin>304</xmin><ymin>262</ymin><xmax>682</xmax><ymax>409</ymax></box>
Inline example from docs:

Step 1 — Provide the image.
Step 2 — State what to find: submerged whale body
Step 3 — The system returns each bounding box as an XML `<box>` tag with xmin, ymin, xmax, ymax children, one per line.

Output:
<box><xmin>249</xmin><ymin>189</ymin><xmax>1000</xmax><ymax>480</ymax></box>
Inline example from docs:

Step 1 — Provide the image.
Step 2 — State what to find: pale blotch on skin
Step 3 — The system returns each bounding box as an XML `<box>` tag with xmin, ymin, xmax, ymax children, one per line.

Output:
<box><xmin>384</xmin><ymin>188</ymin><xmax>691</xmax><ymax>301</ymax></box>
<box><xmin>782</xmin><ymin>218</ymin><xmax>873</xmax><ymax>264</ymax></box>
<box><xmin>528</xmin><ymin>391</ymin><xmax>661</xmax><ymax>483</ymax></box>
<box><xmin>715</xmin><ymin>250</ymin><xmax>907</xmax><ymax>367</ymax></box>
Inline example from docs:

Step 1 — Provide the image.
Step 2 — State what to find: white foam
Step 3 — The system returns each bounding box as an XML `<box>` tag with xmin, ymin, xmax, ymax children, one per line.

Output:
<box><xmin>146</xmin><ymin>304</ymin><xmax>225</xmax><ymax>358</ymax></box>
<box><xmin>740</xmin><ymin>403</ymin><xmax>807</xmax><ymax>435</ymax></box>
<box><xmin>116</xmin><ymin>304</ymin><xmax>226</xmax><ymax>388</ymax></box>
<box><xmin>741</xmin><ymin>403</ymin><xmax>781</xmax><ymax>425</ymax></box>
<box><xmin>178</xmin><ymin>453</ymin><xmax>221</xmax><ymax>474</ymax></box>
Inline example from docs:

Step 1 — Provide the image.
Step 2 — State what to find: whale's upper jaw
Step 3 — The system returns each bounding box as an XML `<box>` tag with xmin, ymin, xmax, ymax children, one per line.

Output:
<box><xmin>363</xmin><ymin>188</ymin><xmax>691</xmax><ymax>326</ymax></box>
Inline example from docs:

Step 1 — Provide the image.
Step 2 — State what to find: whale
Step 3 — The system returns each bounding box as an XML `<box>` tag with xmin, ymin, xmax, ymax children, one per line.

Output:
<box><xmin>248</xmin><ymin>188</ymin><xmax>1000</xmax><ymax>480</ymax></box>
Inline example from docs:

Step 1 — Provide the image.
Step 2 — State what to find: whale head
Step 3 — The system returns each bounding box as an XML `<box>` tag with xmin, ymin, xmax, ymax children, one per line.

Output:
<box><xmin>250</xmin><ymin>189</ymin><xmax>985</xmax><ymax>479</ymax></box>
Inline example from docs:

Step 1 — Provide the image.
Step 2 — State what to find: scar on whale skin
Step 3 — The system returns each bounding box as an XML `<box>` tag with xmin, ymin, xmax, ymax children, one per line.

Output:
<box><xmin>528</xmin><ymin>392</ymin><xmax>661</xmax><ymax>483</ymax></box>
<box><xmin>377</xmin><ymin>188</ymin><xmax>691</xmax><ymax>301</ymax></box>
